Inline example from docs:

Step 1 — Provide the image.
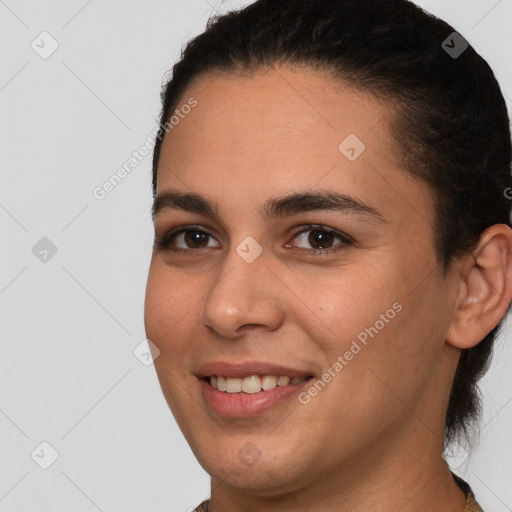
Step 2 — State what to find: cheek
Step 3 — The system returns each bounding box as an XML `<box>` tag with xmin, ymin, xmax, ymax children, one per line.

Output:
<box><xmin>292</xmin><ymin>260</ymin><xmax>404</xmax><ymax>351</ymax></box>
<box><xmin>144</xmin><ymin>263</ymin><xmax>196</xmax><ymax>352</ymax></box>
<box><xmin>345</xmin><ymin>272</ymin><xmax>450</xmax><ymax>419</ymax></box>
<box><xmin>304</xmin><ymin>251</ymin><xmax>445</xmax><ymax>395</ymax></box>
<box><xmin>144</xmin><ymin>265</ymin><xmax>202</xmax><ymax>422</ymax></box>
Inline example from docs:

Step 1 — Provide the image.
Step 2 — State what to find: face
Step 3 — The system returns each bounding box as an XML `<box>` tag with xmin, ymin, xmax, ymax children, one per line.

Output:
<box><xmin>144</xmin><ymin>65</ymin><xmax>461</xmax><ymax>494</ymax></box>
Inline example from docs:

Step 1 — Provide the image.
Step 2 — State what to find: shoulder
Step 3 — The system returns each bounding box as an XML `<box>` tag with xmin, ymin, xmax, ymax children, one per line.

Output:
<box><xmin>452</xmin><ymin>473</ymin><xmax>484</xmax><ymax>512</ymax></box>
<box><xmin>193</xmin><ymin>499</ymin><xmax>210</xmax><ymax>512</ymax></box>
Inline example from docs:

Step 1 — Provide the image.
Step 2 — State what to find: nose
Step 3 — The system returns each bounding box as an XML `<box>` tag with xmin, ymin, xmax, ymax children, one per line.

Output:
<box><xmin>199</xmin><ymin>247</ymin><xmax>285</xmax><ymax>339</ymax></box>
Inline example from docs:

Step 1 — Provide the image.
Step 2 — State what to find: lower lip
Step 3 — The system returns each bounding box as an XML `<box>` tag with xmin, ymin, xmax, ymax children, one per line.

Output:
<box><xmin>199</xmin><ymin>378</ymin><xmax>313</xmax><ymax>417</ymax></box>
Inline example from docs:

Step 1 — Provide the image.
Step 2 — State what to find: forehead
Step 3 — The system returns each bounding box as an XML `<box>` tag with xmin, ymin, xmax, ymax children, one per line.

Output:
<box><xmin>156</xmin><ymin>65</ymin><xmax>434</xmax><ymax>233</ymax></box>
<box><xmin>162</xmin><ymin>65</ymin><xmax>389</xmax><ymax>164</ymax></box>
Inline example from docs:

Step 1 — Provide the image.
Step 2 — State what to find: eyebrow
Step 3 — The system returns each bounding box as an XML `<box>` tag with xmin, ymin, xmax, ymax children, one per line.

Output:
<box><xmin>151</xmin><ymin>189</ymin><xmax>386</xmax><ymax>222</ymax></box>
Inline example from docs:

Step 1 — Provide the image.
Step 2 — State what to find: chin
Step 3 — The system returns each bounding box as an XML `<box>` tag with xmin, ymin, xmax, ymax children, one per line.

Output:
<box><xmin>192</xmin><ymin>436</ymin><xmax>316</xmax><ymax>495</ymax></box>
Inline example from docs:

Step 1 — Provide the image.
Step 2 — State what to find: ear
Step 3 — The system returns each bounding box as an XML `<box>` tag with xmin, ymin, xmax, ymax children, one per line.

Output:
<box><xmin>446</xmin><ymin>224</ymin><xmax>512</xmax><ymax>349</ymax></box>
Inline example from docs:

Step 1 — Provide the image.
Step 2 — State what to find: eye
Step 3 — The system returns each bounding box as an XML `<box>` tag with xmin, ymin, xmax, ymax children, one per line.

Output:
<box><xmin>154</xmin><ymin>225</ymin><xmax>220</xmax><ymax>253</ymax></box>
<box><xmin>286</xmin><ymin>225</ymin><xmax>354</xmax><ymax>255</ymax></box>
<box><xmin>154</xmin><ymin>224</ymin><xmax>354</xmax><ymax>256</ymax></box>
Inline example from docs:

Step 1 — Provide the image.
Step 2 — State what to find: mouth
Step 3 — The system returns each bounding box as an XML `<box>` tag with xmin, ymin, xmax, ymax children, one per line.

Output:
<box><xmin>198</xmin><ymin>372</ymin><xmax>315</xmax><ymax>417</ymax></box>
<box><xmin>196</xmin><ymin>361</ymin><xmax>316</xmax><ymax>416</ymax></box>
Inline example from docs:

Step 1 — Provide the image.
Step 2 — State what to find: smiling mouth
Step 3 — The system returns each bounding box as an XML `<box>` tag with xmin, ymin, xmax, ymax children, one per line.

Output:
<box><xmin>204</xmin><ymin>374</ymin><xmax>315</xmax><ymax>394</ymax></box>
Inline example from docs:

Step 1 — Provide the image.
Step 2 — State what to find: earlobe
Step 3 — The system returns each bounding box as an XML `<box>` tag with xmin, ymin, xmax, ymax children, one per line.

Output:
<box><xmin>446</xmin><ymin>224</ymin><xmax>512</xmax><ymax>350</ymax></box>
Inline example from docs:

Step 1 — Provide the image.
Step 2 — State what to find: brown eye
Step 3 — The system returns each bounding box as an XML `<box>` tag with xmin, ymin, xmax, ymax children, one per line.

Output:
<box><xmin>287</xmin><ymin>225</ymin><xmax>354</xmax><ymax>255</ymax></box>
<box><xmin>154</xmin><ymin>226</ymin><xmax>220</xmax><ymax>252</ymax></box>
<box><xmin>182</xmin><ymin>230</ymin><xmax>210</xmax><ymax>248</ymax></box>
<box><xmin>306</xmin><ymin>229</ymin><xmax>336</xmax><ymax>249</ymax></box>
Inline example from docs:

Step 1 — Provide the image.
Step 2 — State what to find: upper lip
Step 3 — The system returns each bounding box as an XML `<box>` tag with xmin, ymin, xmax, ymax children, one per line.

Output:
<box><xmin>197</xmin><ymin>361</ymin><xmax>314</xmax><ymax>379</ymax></box>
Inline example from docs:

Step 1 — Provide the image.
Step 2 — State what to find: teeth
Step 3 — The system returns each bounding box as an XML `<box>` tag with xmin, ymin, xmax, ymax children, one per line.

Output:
<box><xmin>242</xmin><ymin>375</ymin><xmax>261</xmax><ymax>394</ymax></box>
<box><xmin>261</xmin><ymin>375</ymin><xmax>277</xmax><ymax>390</ymax></box>
<box><xmin>277</xmin><ymin>376</ymin><xmax>290</xmax><ymax>386</ymax></box>
<box><xmin>226</xmin><ymin>377</ymin><xmax>242</xmax><ymax>393</ymax></box>
<box><xmin>209</xmin><ymin>374</ymin><xmax>308</xmax><ymax>393</ymax></box>
<box><xmin>217</xmin><ymin>376</ymin><xmax>227</xmax><ymax>392</ymax></box>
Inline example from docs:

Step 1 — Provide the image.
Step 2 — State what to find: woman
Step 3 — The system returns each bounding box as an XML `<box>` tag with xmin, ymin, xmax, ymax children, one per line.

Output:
<box><xmin>144</xmin><ymin>0</ymin><xmax>512</xmax><ymax>510</ymax></box>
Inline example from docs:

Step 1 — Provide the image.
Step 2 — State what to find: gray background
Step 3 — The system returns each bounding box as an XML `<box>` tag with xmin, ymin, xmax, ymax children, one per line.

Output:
<box><xmin>0</xmin><ymin>0</ymin><xmax>511</xmax><ymax>510</ymax></box>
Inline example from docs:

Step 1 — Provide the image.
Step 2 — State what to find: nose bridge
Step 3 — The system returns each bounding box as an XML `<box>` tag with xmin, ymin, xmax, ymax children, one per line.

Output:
<box><xmin>200</xmin><ymin>242</ymin><xmax>283</xmax><ymax>337</ymax></box>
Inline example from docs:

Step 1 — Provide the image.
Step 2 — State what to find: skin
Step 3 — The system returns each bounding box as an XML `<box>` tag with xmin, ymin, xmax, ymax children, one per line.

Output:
<box><xmin>144</xmin><ymin>65</ymin><xmax>512</xmax><ymax>512</ymax></box>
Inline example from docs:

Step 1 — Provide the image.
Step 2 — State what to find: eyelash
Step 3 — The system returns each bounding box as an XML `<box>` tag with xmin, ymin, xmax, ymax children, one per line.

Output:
<box><xmin>153</xmin><ymin>224</ymin><xmax>354</xmax><ymax>257</ymax></box>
